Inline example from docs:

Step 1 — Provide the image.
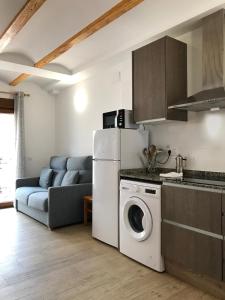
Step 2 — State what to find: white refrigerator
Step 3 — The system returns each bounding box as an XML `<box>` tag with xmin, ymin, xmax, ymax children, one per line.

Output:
<box><xmin>92</xmin><ymin>128</ymin><xmax>148</xmax><ymax>248</ymax></box>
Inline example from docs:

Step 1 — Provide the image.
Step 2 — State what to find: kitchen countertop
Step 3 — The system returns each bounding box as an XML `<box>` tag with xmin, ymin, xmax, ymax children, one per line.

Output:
<box><xmin>120</xmin><ymin>168</ymin><xmax>225</xmax><ymax>191</ymax></box>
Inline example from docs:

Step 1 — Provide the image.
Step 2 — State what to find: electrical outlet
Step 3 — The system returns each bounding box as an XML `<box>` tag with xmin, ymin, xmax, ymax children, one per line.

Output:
<box><xmin>112</xmin><ymin>71</ymin><xmax>121</xmax><ymax>83</ymax></box>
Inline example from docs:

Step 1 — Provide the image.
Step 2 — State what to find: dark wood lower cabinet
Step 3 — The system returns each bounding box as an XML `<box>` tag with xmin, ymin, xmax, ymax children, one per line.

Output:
<box><xmin>224</xmin><ymin>240</ymin><xmax>225</xmax><ymax>282</ymax></box>
<box><xmin>162</xmin><ymin>222</ymin><xmax>223</xmax><ymax>281</ymax></box>
<box><xmin>222</xmin><ymin>194</ymin><xmax>225</xmax><ymax>283</ymax></box>
<box><xmin>222</xmin><ymin>193</ymin><xmax>225</xmax><ymax>235</ymax></box>
<box><xmin>162</xmin><ymin>184</ymin><xmax>225</xmax><ymax>298</ymax></box>
<box><xmin>165</xmin><ymin>260</ymin><xmax>225</xmax><ymax>300</ymax></box>
<box><xmin>162</xmin><ymin>185</ymin><xmax>222</xmax><ymax>234</ymax></box>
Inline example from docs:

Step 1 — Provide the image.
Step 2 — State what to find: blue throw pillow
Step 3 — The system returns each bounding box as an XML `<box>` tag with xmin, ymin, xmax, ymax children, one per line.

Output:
<box><xmin>79</xmin><ymin>170</ymin><xmax>92</xmax><ymax>183</ymax></box>
<box><xmin>39</xmin><ymin>168</ymin><xmax>53</xmax><ymax>189</ymax></box>
<box><xmin>52</xmin><ymin>170</ymin><xmax>66</xmax><ymax>187</ymax></box>
<box><xmin>61</xmin><ymin>171</ymin><xmax>79</xmax><ymax>186</ymax></box>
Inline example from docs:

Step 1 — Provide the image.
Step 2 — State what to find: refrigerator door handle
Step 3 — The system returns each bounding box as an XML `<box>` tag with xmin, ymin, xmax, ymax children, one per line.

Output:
<box><xmin>93</xmin><ymin>158</ymin><xmax>120</xmax><ymax>162</ymax></box>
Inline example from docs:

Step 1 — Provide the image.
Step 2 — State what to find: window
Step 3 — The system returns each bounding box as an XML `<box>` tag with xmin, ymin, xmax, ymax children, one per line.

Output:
<box><xmin>0</xmin><ymin>98</ymin><xmax>14</xmax><ymax>114</ymax></box>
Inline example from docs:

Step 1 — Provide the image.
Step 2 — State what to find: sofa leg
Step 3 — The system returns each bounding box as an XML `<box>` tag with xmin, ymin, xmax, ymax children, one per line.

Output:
<box><xmin>15</xmin><ymin>200</ymin><xmax>18</xmax><ymax>211</ymax></box>
<box><xmin>48</xmin><ymin>226</ymin><xmax>53</xmax><ymax>231</ymax></box>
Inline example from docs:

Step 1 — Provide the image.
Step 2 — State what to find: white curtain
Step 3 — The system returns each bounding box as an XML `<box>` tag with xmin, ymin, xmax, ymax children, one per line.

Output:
<box><xmin>14</xmin><ymin>92</ymin><xmax>25</xmax><ymax>179</ymax></box>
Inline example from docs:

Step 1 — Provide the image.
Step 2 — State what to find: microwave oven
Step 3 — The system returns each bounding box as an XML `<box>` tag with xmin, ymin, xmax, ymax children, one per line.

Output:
<box><xmin>103</xmin><ymin>109</ymin><xmax>138</xmax><ymax>129</ymax></box>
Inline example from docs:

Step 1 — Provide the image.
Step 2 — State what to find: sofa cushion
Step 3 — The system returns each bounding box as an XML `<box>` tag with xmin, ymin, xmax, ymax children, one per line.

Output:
<box><xmin>28</xmin><ymin>192</ymin><xmax>48</xmax><ymax>212</ymax></box>
<box><xmin>52</xmin><ymin>170</ymin><xmax>66</xmax><ymax>187</ymax></box>
<box><xmin>50</xmin><ymin>156</ymin><xmax>67</xmax><ymax>170</ymax></box>
<box><xmin>66</xmin><ymin>156</ymin><xmax>92</xmax><ymax>171</ymax></box>
<box><xmin>61</xmin><ymin>171</ymin><xmax>79</xmax><ymax>186</ymax></box>
<box><xmin>16</xmin><ymin>187</ymin><xmax>47</xmax><ymax>205</ymax></box>
<box><xmin>78</xmin><ymin>170</ymin><xmax>92</xmax><ymax>183</ymax></box>
<box><xmin>39</xmin><ymin>168</ymin><xmax>53</xmax><ymax>189</ymax></box>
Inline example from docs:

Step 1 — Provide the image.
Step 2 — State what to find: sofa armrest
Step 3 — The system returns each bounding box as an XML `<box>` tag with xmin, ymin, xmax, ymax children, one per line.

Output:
<box><xmin>16</xmin><ymin>177</ymin><xmax>40</xmax><ymax>189</ymax></box>
<box><xmin>48</xmin><ymin>183</ymin><xmax>92</xmax><ymax>229</ymax></box>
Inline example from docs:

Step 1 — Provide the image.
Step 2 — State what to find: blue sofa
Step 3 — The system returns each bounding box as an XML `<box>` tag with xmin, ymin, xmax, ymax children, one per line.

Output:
<box><xmin>15</xmin><ymin>156</ymin><xmax>92</xmax><ymax>229</ymax></box>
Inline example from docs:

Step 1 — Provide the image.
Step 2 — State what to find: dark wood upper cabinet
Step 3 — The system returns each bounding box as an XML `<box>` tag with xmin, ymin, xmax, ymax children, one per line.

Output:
<box><xmin>132</xmin><ymin>36</ymin><xmax>187</xmax><ymax>123</ymax></box>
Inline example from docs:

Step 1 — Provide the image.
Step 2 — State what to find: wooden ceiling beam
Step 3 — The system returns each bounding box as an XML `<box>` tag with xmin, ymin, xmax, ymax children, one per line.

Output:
<box><xmin>0</xmin><ymin>0</ymin><xmax>47</xmax><ymax>52</ymax></box>
<box><xmin>9</xmin><ymin>0</ymin><xmax>144</xmax><ymax>86</ymax></box>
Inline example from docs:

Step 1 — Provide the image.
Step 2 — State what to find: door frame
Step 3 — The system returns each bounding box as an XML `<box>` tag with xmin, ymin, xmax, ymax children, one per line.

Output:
<box><xmin>0</xmin><ymin>102</ymin><xmax>15</xmax><ymax>209</ymax></box>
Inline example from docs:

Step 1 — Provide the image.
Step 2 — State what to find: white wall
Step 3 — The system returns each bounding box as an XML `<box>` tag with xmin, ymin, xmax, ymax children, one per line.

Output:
<box><xmin>149</xmin><ymin>110</ymin><xmax>225</xmax><ymax>172</ymax></box>
<box><xmin>0</xmin><ymin>80</ymin><xmax>55</xmax><ymax>177</ymax></box>
<box><xmin>54</xmin><ymin>25</ymin><xmax>225</xmax><ymax>172</ymax></box>
<box><xmin>21</xmin><ymin>82</ymin><xmax>55</xmax><ymax>176</ymax></box>
<box><xmin>55</xmin><ymin>57</ymin><xmax>132</xmax><ymax>156</ymax></box>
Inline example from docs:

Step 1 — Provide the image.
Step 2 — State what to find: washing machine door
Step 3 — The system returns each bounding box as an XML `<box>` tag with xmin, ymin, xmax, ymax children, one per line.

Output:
<box><xmin>123</xmin><ymin>196</ymin><xmax>153</xmax><ymax>242</ymax></box>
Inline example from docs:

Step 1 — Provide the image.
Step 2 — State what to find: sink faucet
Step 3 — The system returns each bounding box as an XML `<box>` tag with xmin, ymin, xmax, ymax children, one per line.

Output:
<box><xmin>175</xmin><ymin>154</ymin><xmax>187</xmax><ymax>173</ymax></box>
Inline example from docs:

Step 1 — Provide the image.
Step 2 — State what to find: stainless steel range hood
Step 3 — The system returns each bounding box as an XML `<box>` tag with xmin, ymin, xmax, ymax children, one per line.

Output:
<box><xmin>169</xmin><ymin>87</ymin><xmax>225</xmax><ymax>112</ymax></box>
<box><xmin>169</xmin><ymin>10</ymin><xmax>225</xmax><ymax>112</ymax></box>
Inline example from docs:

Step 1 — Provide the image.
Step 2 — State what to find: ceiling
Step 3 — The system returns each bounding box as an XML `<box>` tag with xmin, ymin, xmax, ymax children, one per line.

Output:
<box><xmin>0</xmin><ymin>0</ymin><xmax>225</xmax><ymax>92</ymax></box>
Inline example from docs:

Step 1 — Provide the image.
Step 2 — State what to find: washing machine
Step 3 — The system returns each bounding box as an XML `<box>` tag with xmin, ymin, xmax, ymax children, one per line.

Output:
<box><xmin>120</xmin><ymin>179</ymin><xmax>164</xmax><ymax>272</ymax></box>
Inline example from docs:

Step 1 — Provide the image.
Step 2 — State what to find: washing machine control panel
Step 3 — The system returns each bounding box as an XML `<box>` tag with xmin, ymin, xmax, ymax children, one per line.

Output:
<box><xmin>133</xmin><ymin>185</ymin><xmax>140</xmax><ymax>193</ymax></box>
<box><xmin>121</xmin><ymin>184</ymin><xmax>139</xmax><ymax>192</ymax></box>
<box><xmin>145</xmin><ymin>188</ymin><xmax>156</xmax><ymax>194</ymax></box>
<box><xmin>120</xmin><ymin>180</ymin><xmax>161</xmax><ymax>198</ymax></box>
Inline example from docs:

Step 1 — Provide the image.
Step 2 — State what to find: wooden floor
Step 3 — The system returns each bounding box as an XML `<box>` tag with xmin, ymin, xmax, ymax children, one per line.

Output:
<box><xmin>0</xmin><ymin>209</ymin><xmax>218</xmax><ymax>300</ymax></box>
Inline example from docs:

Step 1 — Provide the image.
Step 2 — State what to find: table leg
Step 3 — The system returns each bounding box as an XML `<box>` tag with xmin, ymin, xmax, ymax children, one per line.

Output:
<box><xmin>84</xmin><ymin>200</ymin><xmax>88</xmax><ymax>225</ymax></box>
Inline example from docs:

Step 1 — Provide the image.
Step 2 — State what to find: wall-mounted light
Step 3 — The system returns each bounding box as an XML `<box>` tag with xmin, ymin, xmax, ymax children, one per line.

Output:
<box><xmin>205</xmin><ymin>112</ymin><xmax>222</xmax><ymax>139</ymax></box>
<box><xmin>73</xmin><ymin>87</ymin><xmax>88</xmax><ymax>113</ymax></box>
